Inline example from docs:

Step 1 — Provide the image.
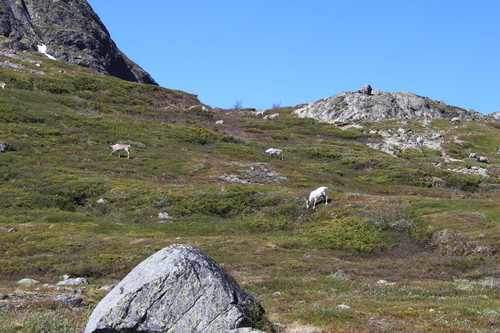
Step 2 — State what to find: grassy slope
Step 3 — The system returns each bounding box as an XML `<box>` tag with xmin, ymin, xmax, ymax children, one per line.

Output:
<box><xmin>0</xmin><ymin>52</ymin><xmax>499</xmax><ymax>332</ymax></box>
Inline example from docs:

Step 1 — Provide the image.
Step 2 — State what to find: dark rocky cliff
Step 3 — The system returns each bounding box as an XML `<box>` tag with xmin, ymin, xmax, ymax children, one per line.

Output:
<box><xmin>0</xmin><ymin>0</ymin><xmax>157</xmax><ymax>84</ymax></box>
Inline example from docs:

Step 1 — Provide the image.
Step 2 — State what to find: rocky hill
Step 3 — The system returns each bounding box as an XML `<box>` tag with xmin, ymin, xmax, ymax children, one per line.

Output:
<box><xmin>294</xmin><ymin>84</ymin><xmax>486</xmax><ymax>123</ymax></box>
<box><xmin>0</xmin><ymin>0</ymin><xmax>156</xmax><ymax>84</ymax></box>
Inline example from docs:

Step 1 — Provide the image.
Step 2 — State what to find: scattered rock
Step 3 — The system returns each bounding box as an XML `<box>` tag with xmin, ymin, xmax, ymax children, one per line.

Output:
<box><xmin>52</xmin><ymin>294</ymin><xmax>84</xmax><ymax>308</ymax></box>
<box><xmin>99</xmin><ymin>285</ymin><xmax>115</xmax><ymax>292</ymax></box>
<box><xmin>448</xmin><ymin>166</ymin><xmax>489</xmax><ymax>178</ymax></box>
<box><xmin>8</xmin><ymin>228</ymin><xmax>15</xmax><ymax>233</ymax></box>
<box><xmin>17</xmin><ymin>278</ymin><xmax>40</xmax><ymax>285</ymax></box>
<box><xmin>0</xmin><ymin>142</ymin><xmax>5</xmax><ymax>152</ymax></box>
<box><xmin>337</xmin><ymin>304</ymin><xmax>351</xmax><ymax>310</ymax></box>
<box><xmin>57</xmin><ymin>277</ymin><xmax>88</xmax><ymax>286</ymax></box>
<box><xmin>84</xmin><ymin>244</ymin><xmax>265</xmax><ymax>333</ymax></box>
<box><xmin>157</xmin><ymin>212</ymin><xmax>171</xmax><ymax>219</ymax></box>
<box><xmin>219</xmin><ymin>174</ymin><xmax>252</xmax><ymax>184</ymax></box>
<box><xmin>96</xmin><ymin>198</ymin><xmax>108</xmax><ymax>205</ymax></box>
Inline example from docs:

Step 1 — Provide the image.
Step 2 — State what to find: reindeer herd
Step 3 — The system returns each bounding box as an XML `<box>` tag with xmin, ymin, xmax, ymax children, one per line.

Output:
<box><xmin>104</xmin><ymin>109</ymin><xmax>496</xmax><ymax>211</ymax></box>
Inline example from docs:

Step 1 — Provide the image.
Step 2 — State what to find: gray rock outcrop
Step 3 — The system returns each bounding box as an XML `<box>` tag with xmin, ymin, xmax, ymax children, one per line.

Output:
<box><xmin>294</xmin><ymin>87</ymin><xmax>485</xmax><ymax>123</ymax></box>
<box><xmin>85</xmin><ymin>244</ymin><xmax>264</xmax><ymax>333</ymax></box>
<box><xmin>0</xmin><ymin>0</ymin><xmax>157</xmax><ymax>84</ymax></box>
<box><xmin>486</xmin><ymin>111</ymin><xmax>500</xmax><ymax>121</ymax></box>
<box><xmin>357</xmin><ymin>84</ymin><xmax>372</xmax><ymax>95</ymax></box>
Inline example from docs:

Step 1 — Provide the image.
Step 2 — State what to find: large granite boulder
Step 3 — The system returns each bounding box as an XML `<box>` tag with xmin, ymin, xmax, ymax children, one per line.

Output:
<box><xmin>85</xmin><ymin>244</ymin><xmax>265</xmax><ymax>333</ymax></box>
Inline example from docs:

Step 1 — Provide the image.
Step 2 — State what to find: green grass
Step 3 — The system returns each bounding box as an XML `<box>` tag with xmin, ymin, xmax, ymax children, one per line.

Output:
<box><xmin>0</xmin><ymin>52</ymin><xmax>499</xmax><ymax>332</ymax></box>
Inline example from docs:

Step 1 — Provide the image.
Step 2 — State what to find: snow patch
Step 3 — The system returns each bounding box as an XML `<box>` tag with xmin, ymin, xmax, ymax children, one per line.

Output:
<box><xmin>37</xmin><ymin>44</ymin><xmax>56</xmax><ymax>60</ymax></box>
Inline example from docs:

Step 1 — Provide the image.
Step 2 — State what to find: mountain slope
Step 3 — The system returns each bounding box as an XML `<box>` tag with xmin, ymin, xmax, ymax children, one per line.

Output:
<box><xmin>0</xmin><ymin>55</ymin><xmax>499</xmax><ymax>332</ymax></box>
<box><xmin>0</xmin><ymin>0</ymin><xmax>157</xmax><ymax>84</ymax></box>
<box><xmin>294</xmin><ymin>86</ymin><xmax>485</xmax><ymax>123</ymax></box>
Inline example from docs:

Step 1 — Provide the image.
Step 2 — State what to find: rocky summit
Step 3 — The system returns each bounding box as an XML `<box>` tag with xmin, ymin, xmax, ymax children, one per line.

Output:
<box><xmin>294</xmin><ymin>85</ymin><xmax>486</xmax><ymax>123</ymax></box>
<box><xmin>0</xmin><ymin>0</ymin><xmax>156</xmax><ymax>84</ymax></box>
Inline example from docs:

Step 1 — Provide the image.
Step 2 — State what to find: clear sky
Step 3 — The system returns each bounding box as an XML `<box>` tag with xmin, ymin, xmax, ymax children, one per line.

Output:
<box><xmin>87</xmin><ymin>0</ymin><xmax>499</xmax><ymax>114</ymax></box>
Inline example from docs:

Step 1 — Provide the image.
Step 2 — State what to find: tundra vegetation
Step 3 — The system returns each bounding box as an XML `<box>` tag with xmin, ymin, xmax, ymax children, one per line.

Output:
<box><xmin>0</xmin><ymin>53</ymin><xmax>499</xmax><ymax>332</ymax></box>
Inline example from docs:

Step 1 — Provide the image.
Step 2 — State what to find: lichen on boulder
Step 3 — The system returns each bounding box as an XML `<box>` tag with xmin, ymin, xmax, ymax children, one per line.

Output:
<box><xmin>84</xmin><ymin>244</ymin><xmax>265</xmax><ymax>333</ymax></box>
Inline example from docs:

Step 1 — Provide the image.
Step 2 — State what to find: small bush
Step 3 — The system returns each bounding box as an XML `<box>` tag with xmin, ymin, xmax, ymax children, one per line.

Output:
<box><xmin>304</xmin><ymin>217</ymin><xmax>388</xmax><ymax>252</ymax></box>
<box><xmin>360</xmin><ymin>199</ymin><xmax>416</xmax><ymax>231</ymax></box>
<box><xmin>23</xmin><ymin>312</ymin><xmax>78</xmax><ymax>333</ymax></box>
<box><xmin>324</xmin><ymin>128</ymin><xmax>368</xmax><ymax>139</ymax></box>
<box><xmin>246</xmin><ymin>306</ymin><xmax>276</xmax><ymax>332</ymax></box>
<box><xmin>169</xmin><ymin>126</ymin><xmax>234</xmax><ymax>145</ymax></box>
<box><xmin>246</xmin><ymin>215</ymin><xmax>294</xmax><ymax>231</ymax></box>
<box><xmin>444</xmin><ymin>173</ymin><xmax>482</xmax><ymax>192</ymax></box>
<box><xmin>303</xmin><ymin>147</ymin><xmax>341</xmax><ymax>160</ymax></box>
<box><xmin>340</xmin><ymin>156</ymin><xmax>383</xmax><ymax>170</ymax></box>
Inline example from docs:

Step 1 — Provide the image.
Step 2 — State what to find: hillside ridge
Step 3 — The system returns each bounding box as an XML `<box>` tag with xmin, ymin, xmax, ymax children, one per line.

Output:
<box><xmin>0</xmin><ymin>0</ymin><xmax>157</xmax><ymax>84</ymax></box>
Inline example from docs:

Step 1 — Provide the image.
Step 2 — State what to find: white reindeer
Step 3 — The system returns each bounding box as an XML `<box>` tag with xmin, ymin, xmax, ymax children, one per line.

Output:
<box><xmin>469</xmin><ymin>152</ymin><xmax>478</xmax><ymax>159</ymax></box>
<box><xmin>263</xmin><ymin>113</ymin><xmax>279</xmax><ymax>120</ymax></box>
<box><xmin>450</xmin><ymin>117</ymin><xmax>461</xmax><ymax>125</ymax></box>
<box><xmin>477</xmin><ymin>156</ymin><xmax>489</xmax><ymax>163</ymax></box>
<box><xmin>107</xmin><ymin>143</ymin><xmax>131</xmax><ymax>159</ymax></box>
<box><xmin>215</xmin><ymin>120</ymin><xmax>224</xmax><ymax>125</ymax></box>
<box><xmin>264</xmin><ymin>148</ymin><xmax>283</xmax><ymax>160</ymax></box>
<box><xmin>305</xmin><ymin>186</ymin><xmax>328</xmax><ymax>209</ymax></box>
<box><xmin>0</xmin><ymin>82</ymin><xmax>6</xmax><ymax>89</ymax></box>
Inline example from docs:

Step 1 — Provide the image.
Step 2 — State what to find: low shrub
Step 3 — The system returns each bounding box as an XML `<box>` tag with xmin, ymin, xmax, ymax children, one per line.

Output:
<box><xmin>166</xmin><ymin>187</ymin><xmax>273</xmax><ymax>218</ymax></box>
<box><xmin>24</xmin><ymin>312</ymin><xmax>78</xmax><ymax>333</ymax></box>
<box><xmin>324</xmin><ymin>128</ymin><xmax>368</xmax><ymax>139</ymax></box>
<box><xmin>303</xmin><ymin>216</ymin><xmax>389</xmax><ymax>252</ymax></box>
<box><xmin>246</xmin><ymin>215</ymin><xmax>294</xmax><ymax>232</ymax></box>
<box><xmin>444</xmin><ymin>173</ymin><xmax>482</xmax><ymax>192</ymax></box>
<box><xmin>303</xmin><ymin>147</ymin><xmax>341</xmax><ymax>160</ymax></box>
<box><xmin>166</xmin><ymin>125</ymin><xmax>234</xmax><ymax>145</ymax></box>
<box><xmin>340</xmin><ymin>156</ymin><xmax>383</xmax><ymax>170</ymax></box>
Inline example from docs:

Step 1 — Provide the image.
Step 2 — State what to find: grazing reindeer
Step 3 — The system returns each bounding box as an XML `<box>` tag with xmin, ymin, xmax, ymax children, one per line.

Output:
<box><xmin>107</xmin><ymin>143</ymin><xmax>131</xmax><ymax>159</ymax></box>
<box><xmin>264</xmin><ymin>148</ymin><xmax>283</xmax><ymax>160</ymax></box>
<box><xmin>305</xmin><ymin>186</ymin><xmax>328</xmax><ymax>209</ymax></box>
<box><xmin>477</xmin><ymin>156</ymin><xmax>489</xmax><ymax>163</ymax></box>
<box><xmin>263</xmin><ymin>113</ymin><xmax>279</xmax><ymax>120</ymax></box>
<box><xmin>0</xmin><ymin>82</ymin><xmax>6</xmax><ymax>89</ymax></box>
<box><xmin>469</xmin><ymin>152</ymin><xmax>478</xmax><ymax>159</ymax></box>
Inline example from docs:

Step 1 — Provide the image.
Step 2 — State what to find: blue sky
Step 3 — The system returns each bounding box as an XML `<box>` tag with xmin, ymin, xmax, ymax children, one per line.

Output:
<box><xmin>87</xmin><ymin>0</ymin><xmax>499</xmax><ymax>114</ymax></box>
